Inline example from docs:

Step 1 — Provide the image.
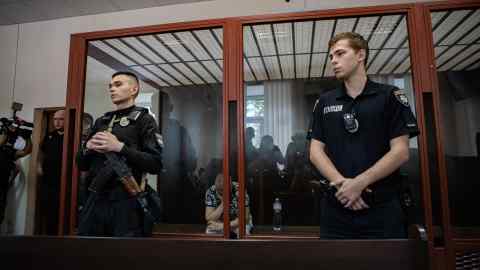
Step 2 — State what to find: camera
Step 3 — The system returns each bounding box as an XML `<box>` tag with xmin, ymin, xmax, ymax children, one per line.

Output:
<box><xmin>0</xmin><ymin>102</ymin><xmax>34</xmax><ymax>154</ymax></box>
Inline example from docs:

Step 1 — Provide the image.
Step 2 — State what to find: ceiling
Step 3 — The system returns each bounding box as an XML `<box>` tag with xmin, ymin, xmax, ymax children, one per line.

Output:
<box><xmin>87</xmin><ymin>8</ymin><xmax>480</xmax><ymax>87</ymax></box>
<box><xmin>0</xmin><ymin>0</ymin><xmax>211</xmax><ymax>25</ymax></box>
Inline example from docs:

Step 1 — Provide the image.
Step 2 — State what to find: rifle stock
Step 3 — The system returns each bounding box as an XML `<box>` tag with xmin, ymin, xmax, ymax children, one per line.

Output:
<box><xmin>105</xmin><ymin>152</ymin><xmax>162</xmax><ymax>223</ymax></box>
<box><xmin>105</xmin><ymin>153</ymin><xmax>142</xmax><ymax>196</ymax></box>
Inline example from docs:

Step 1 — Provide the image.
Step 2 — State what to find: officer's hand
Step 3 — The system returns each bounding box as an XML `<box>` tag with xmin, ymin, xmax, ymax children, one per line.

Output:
<box><xmin>335</xmin><ymin>178</ymin><xmax>366</xmax><ymax>208</ymax></box>
<box><xmin>330</xmin><ymin>178</ymin><xmax>346</xmax><ymax>189</ymax></box>
<box><xmin>86</xmin><ymin>134</ymin><xmax>102</xmax><ymax>152</ymax></box>
<box><xmin>347</xmin><ymin>197</ymin><xmax>370</xmax><ymax>211</ymax></box>
<box><xmin>86</xmin><ymin>131</ymin><xmax>124</xmax><ymax>153</ymax></box>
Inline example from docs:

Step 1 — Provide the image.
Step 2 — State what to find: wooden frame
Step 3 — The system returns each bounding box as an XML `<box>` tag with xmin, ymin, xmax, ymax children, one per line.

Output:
<box><xmin>62</xmin><ymin>3</ymin><xmax>480</xmax><ymax>269</ymax></box>
<box><xmin>65</xmin><ymin>19</ymin><xmax>231</xmax><ymax>236</ymax></box>
<box><xmin>0</xmin><ymin>236</ymin><xmax>429</xmax><ymax>270</ymax></box>
<box><xmin>25</xmin><ymin>106</ymin><xmax>64</xmax><ymax>235</ymax></box>
<box><xmin>234</xmin><ymin>4</ymin><xmax>437</xmax><ymax>242</ymax></box>
<box><xmin>64</xmin><ymin>2</ymin><xmax>429</xmax><ymax>238</ymax></box>
<box><xmin>420</xmin><ymin>1</ymin><xmax>480</xmax><ymax>270</ymax></box>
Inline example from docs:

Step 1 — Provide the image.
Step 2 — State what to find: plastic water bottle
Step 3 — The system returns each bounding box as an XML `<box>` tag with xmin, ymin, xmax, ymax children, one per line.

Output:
<box><xmin>273</xmin><ymin>198</ymin><xmax>282</xmax><ymax>232</ymax></box>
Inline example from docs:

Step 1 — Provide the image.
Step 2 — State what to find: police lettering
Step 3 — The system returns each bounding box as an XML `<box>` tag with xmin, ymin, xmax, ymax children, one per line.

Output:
<box><xmin>323</xmin><ymin>105</ymin><xmax>343</xmax><ymax>114</ymax></box>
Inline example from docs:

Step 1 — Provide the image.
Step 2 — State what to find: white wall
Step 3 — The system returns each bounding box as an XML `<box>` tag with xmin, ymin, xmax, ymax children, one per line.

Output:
<box><xmin>0</xmin><ymin>25</ymin><xmax>18</xmax><ymax>118</ymax></box>
<box><xmin>0</xmin><ymin>0</ymin><xmax>439</xmax><ymax>234</ymax></box>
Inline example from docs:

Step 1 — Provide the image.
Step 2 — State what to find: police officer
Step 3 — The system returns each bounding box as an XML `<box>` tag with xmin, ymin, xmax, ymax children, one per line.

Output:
<box><xmin>309</xmin><ymin>32</ymin><xmax>419</xmax><ymax>239</ymax></box>
<box><xmin>38</xmin><ymin>109</ymin><xmax>65</xmax><ymax>235</ymax></box>
<box><xmin>77</xmin><ymin>71</ymin><xmax>163</xmax><ymax>237</ymax></box>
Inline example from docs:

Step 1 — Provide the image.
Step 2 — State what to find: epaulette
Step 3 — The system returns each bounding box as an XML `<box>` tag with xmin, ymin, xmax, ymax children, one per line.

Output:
<box><xmin>127</xmin><ymin>107</ymin><xmax>148</xmax><ymax>122</ymax></box>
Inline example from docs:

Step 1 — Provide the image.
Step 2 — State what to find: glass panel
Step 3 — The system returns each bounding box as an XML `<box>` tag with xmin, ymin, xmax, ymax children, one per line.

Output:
<box><xmin>243</xmin><ymin>14</ymin><xmax>424</xmax><ymax>238</ymax></box>
<box><xmin>81</xmin><ymin>27</ymin><xmax>224</xmax><ymax>236</ymax></box>
<box><xmin>431</xmin><ymin>8</ymin><xmax>480</xmax><ymax>238</ymax></box>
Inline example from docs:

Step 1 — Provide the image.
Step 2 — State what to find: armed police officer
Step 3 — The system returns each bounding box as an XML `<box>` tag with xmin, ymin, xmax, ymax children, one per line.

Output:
<box><xmin>77</xmin><ymin>71</ymin><xmax>163</xmax><ymax>237</ymax></box>
<box><xmin>309</xmin><ymin>32</ymin><xmax>419</xmax><ymax>239</ymax></box>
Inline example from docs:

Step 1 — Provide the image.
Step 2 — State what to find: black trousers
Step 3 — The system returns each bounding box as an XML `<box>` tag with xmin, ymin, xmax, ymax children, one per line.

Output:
<box><xmin>319</xmin><ymin>196</ymin><xmax>407</xmax><ymax>239</ymax></box>
<box><xmin>39</xmin><ymin>184</ymin><xmax>60</xmax><ymax>235</ymax></box>
<box><xmin>78</xmin><ymin>195</ymin><xmax>150</xmax><ymax>237</ymax></box>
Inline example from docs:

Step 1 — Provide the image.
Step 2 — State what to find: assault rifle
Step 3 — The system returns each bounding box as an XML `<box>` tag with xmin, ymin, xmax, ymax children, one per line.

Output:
<box><xmin>78</xmin><ymin>152</ymin><xmax>162</xmax><ymax>235</ymax></box>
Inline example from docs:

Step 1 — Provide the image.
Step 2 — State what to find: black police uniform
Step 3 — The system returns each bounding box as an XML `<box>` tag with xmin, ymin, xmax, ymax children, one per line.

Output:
<box><xmin>77</xmin><ymin>105</ymin><xmax>163</xmax><ymax>237</ymax></box>
<box><xmin>310</xmin><ymin>79</ymin><xmax>419</xmax><ymax>239</ymax></box>
<box><xmin>39</xmin><ymin>131</ymin><xmax>63</xmax><ymax>234</ymax></box>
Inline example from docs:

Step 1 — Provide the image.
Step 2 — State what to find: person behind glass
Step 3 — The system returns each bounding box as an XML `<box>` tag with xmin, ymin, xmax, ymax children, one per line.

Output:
<box><xmin>247</xmin><ymin>135</ymin><xmax>285</xmax><ymax>224</ymax></box>
<box><xmin>157</xmin><ymin>92</ymin><xmax>197</xmax><ymax>224</ymax></box>
<box><xmin>77</xmin><ymin>71</ymin><xmax>163</xmax><ymax>237</ymax></box>
<box><xmin>81</xmin><ymin>112</ymin><xmax>94</xmax><ymax>145</ymax></box>
<box><xmin>77</xmin><ymin>112</ymin><xmax>94</xmax><ymax>214</ymax></box>
<box><xmin>285</xmin><ymin>131</ymin><xmax>310</xmax><ymax>191</ymax></box>
<box><xmin>205</xmin><ymin>173</ymin><xmax>252</xmax><ymax>236</ymax></box>
<box><xmin>37</xmin><ymin>109</ymin><xmax>64</xmax><ymax>235</ymax></box>
<box><xmin>245</xmin><ymin>127</ymin><xmax>259</xmax><ymax>167</ymax></box>
<box><xmin>250</xmin><ymin>135</ymin><xmax>285</xmax><ymax>172</ymax></box>
<box><xmin>309</xmin><ymin>32</ymin><xmax>419</xmax><ymax>239</ymax></box>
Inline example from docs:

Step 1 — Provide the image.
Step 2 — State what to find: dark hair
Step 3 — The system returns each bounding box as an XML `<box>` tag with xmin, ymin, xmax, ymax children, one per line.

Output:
<box><xmin>82</xmin><ymin>112</ymin><xmax>93</xmax><ymax>125</ymax></box>
<box><xmin>112</xmin><ymin>71</ymin><xmax>140</xmax><ymax>97</ymax></box>
<box><xmin>328</xmin><ymin>32</ymin><xmax>369</xmax><ymax>65</ymax></box>
<box><xmin>112</xmin><ymin>71</ymin><xmax>139</xmax><ymax>83</ymax></box>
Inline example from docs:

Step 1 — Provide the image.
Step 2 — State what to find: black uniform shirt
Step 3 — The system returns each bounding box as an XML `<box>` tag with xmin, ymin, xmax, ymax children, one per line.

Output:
<box><xmin>41</xmin><ymin>131</ymin><xmax>64</xmax><ymax>186</ymax></box>
<box><xmin>77</xmin><ymin>106</ymin><xmax>163</xmax><ymax>195</ymax></box>
<box><xmin>310</xmin><ymin>79</ymin><xmax>419</xmax><ymax>192</ymax></box>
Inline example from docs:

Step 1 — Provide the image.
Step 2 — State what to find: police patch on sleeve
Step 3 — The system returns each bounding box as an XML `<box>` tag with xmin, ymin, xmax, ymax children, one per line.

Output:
<box><xmin>155</xmin><ymin>133</ymin><xmax>164</xmax><ymax>148</ymax></box>
<box><xmin>393</xmin><ymin>90</ymin><xmax>410</xmax><ymax>107</ymax></box>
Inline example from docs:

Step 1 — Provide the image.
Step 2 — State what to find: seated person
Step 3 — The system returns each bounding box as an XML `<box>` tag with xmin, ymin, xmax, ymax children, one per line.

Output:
<box><xmin>205</xmin><ymin>173</ymin><xmax>252</xmax><ymax>236</ymax></box>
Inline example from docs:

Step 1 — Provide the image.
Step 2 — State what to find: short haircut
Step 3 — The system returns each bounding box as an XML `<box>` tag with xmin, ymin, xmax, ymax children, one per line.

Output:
<box><xmin>112</xmin><ymin>71</ymin><xmax>140</xmax><ymax>98</ymax></box>
<box><xmin>82</xmin><ymin>112</ymin><xmax>93</xmax><ymax>125</ymax></box>
<box><xmin>328</xmin><ymin>32</ymin><xmax>369</xmax><ymax>65</ymax></box>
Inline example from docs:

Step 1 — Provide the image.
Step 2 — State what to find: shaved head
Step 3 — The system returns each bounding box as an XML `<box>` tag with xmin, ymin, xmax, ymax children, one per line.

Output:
<box><xmin>111</xmin><ymin>71</ymin><xmax>140</xmax><ymax>98</ymax></box>
<box><xmin>53</xmin><ymin>109</ymin><xmax>65</xmax><ymax>132</ymax></box>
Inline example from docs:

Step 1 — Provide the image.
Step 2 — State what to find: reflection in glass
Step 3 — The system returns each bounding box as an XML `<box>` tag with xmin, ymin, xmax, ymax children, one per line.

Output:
<box><xmin>82</xmin><ymin>28</ymin><xmax>224</xmax><ymax>234</ymax></box>
<box><xmin>432</xmin><ymin>8</ymin><xmax>480</xmax><ymax>237</ymax></box>
<box><xmin>243</xmin><ymin>15</ymin><xmax>424</xmax><ymax>236</ymax></box>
